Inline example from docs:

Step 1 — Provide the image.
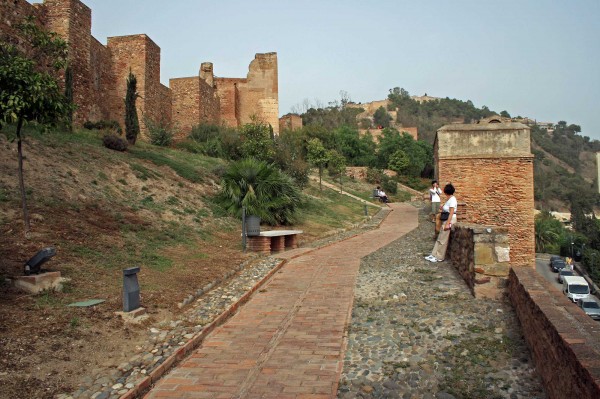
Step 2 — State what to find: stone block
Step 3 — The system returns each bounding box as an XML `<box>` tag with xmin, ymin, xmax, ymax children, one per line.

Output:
<box><xmin>14</xmin><ymin>271</ymin><xmax>67</xmax><ymax>294</ymax></box>
<box><xmin>474</xmin><ymin>243</ymin><xmax>495</xmax><ymax>265</ymax></box>
<box><xmin>473</xmin><ymin>233</ymin><xmax>491</xmax><ymax>243</ymax></box>
<box><xmin>495</xmin><ymin>246</ymin><xmax>510</xmax><ymax>262</ymax></box>
<box><xmin>481</xmin><ymin>263</ymin><xmax>510</xmax><ymax>277</ymax></box>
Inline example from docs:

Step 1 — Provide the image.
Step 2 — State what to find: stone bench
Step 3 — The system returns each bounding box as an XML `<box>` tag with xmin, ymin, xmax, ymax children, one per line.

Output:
<box><xmin>247</xmin><ymin>230</ymin><xmax>303</xmax><ymax>254</ymax></box>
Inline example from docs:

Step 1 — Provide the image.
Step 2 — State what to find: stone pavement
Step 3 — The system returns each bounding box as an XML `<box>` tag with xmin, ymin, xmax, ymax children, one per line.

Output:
<box><xmin>145</xmin><ymin>203</ymin><xmax>418</xmax><ymax>398</ymax></box>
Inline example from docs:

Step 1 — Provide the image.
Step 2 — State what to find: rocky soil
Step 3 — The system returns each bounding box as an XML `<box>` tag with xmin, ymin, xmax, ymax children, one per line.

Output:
<box><xmin>338</xmin><ymin>205</ymin><xmax>546</xmax><ymax>399</ymax></box>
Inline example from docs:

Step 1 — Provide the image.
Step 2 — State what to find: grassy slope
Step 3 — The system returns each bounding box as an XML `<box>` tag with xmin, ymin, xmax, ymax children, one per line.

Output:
<box><xmin>0</xmin><ymin>126</ymin><xmax>383</xmax><ymax>397</ymax></box>
<box><xmin>0</xmin><ymin>126</ymin><xmax>378</xmax><ymax>306</ymax></box>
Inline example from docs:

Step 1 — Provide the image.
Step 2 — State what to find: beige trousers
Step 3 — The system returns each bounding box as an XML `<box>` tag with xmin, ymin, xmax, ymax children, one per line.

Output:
<box><xmin>431</xmin><ymin>215</ymin><xmax>457</xmax><ymax>261</ymax></box>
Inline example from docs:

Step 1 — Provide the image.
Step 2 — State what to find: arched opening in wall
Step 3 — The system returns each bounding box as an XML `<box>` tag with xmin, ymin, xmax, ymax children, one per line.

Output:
<box><xmin>489</xmin><ymin>119</ymin><xmax>502</xmax><ymax>123</ymax></box>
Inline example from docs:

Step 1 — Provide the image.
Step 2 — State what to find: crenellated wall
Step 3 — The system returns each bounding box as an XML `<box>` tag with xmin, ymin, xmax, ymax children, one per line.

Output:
<box><xmin>1</xmin><ymin>0</ymin><xmax>278</xmax><ymax>139</ymax></box>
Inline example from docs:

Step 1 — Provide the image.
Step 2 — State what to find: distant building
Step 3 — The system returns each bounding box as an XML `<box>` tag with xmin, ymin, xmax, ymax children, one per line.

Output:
<box><xmin>279</xmin><ymin>114</ymin><xmax>302</xmax><ymax>132</ymax></box>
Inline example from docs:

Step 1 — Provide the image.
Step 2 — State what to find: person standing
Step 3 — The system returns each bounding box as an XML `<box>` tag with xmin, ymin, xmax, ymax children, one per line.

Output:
<box><xmin>425</xmin><ymin>183</ymin><xmax>457</xmax><ymax>263</ymax></box>
<box><xmin>429</xmin><ymin>180</ymin><xmax>442</xmax><ymax>222</ymax></box>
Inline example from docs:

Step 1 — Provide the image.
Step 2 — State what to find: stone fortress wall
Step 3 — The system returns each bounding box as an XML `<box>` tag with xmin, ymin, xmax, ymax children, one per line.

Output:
<box><xmin>435</xmin><ymin>122</ymin><xmax>535</xmax><ymax>268</ymax></box>
<box><xmin>0</xmin><ymin>0</ymin><xmax>279</xmax><ymax>138</ymax></box>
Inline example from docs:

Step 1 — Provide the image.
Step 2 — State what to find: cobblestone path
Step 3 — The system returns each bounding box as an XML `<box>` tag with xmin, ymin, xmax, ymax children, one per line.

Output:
<box><xmin>145</xmin><ymin>203</ymin><xmax>418</xmax><ymax>398</ymax></box>
<box><xmin>338</xmin><ymin>208</ymin><xmax>546</xmax><ymax>399</ymax></box>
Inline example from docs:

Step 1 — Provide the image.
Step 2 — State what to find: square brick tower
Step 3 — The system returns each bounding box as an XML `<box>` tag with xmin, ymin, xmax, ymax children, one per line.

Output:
<box><xmin>435</xmin><ymin>122</ymin><xmax>535</xmax><ymax>267</ymax></box>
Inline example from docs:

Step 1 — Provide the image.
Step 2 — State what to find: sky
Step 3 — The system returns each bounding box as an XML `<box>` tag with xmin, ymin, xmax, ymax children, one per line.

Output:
<box><xmin>43</xmin><ymin>0</ymin><xmax>600</xmax><ymax>138</ymax></box>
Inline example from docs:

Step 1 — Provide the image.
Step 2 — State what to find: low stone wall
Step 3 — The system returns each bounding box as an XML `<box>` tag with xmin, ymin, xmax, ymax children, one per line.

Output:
<box><xmin>507</xmin><ymin>267</ymin><xmax>600</xmax><ymax>399</ymax></box>
<box><xmin>448</xmin><ymin>223</ymin><xmax>510</xmax><ymax>298</ymax></box>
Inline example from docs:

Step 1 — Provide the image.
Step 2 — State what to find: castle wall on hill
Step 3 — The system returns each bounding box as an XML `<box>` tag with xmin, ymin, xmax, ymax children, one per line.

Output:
<box><xmin>0</xmin><ymin>0</ymin><xmax>45</xmax><ymax>47</ymax></box>
<box><xmin>279</xmin><ymin>114</ymin><xmax>302</xmax><ymax>132</ymax></box>
<box><xmin>215</xmin><ymin>77</ymin><xmax>245</xmax><ymax>129</ymax></box>
<box><xmin>435</xmin><ymin>122</ymin><xmax>535</xmax><ymax>268</ymax></box>
<box><xmin>1</xmin><ymin>0</ymin><xmax>278</xmax><ymax>139</ymax></box>
<box><xmin>215</xmin><ymin>53</ymin><xmax>279</xmax><ymax>134</ymax></box>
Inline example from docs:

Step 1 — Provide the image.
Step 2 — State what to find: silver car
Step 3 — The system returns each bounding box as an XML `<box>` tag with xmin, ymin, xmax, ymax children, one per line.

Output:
<box><xmin>578</xmin><ymin>298</ymin><xmax>600</xmax><ymax>321</ymax></box>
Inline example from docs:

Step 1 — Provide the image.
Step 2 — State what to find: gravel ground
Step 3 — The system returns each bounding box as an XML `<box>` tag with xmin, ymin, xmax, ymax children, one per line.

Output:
<box><xmin>61</xmin><ymin>207</ymin><xmax>390</xmax><ymax>399</ymax></box>
<box><xmin>338</xmin><ymin>203</ymin><xmax>546</xmax><ymax>399</ymax></box>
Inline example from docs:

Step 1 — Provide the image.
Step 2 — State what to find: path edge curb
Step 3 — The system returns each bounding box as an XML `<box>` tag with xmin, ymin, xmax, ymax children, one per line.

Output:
<box><xmin>119</xmin><ymin>257</ymin><xmax>289</xmax><ymax>399</ymax></box>
<box><xmin>120</xmin><ymin>206</ymin><xmax>395</xmax><ymax>399</ymax></box>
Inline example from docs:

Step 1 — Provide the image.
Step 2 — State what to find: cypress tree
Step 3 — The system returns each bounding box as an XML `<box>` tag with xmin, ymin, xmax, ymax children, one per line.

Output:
<box><xmin>125</xmin><ymin>70</ymin><xmax>140</xmax><ymax>144</ymax></box>
<box><xmin>64</xmin><ymin>65</ymin><xmax>73</xmax><ymax>131</ymax></box>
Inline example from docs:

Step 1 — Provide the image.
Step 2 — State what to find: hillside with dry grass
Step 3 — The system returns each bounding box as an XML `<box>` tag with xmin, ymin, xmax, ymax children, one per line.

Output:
<box><xmin>0</xmin><ymin>126</ymin><xmax>386</xmax><ymax>398</ymax></box>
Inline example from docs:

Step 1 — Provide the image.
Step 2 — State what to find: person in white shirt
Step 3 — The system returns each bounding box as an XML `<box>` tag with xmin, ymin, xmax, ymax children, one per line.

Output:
<box><xmin>376</xmin><ymin>186</ymin><xmax>389</xmax><ymax>203</ymax></box>
<box><xmin>425</xmin><ymin>183</ymin><xmax>457</xmax><ymax>263</ymax></box>
<box><xmin>429</xmin><ymin>180</ymin><xmax>442</xmax><ymax>222</ymax></box>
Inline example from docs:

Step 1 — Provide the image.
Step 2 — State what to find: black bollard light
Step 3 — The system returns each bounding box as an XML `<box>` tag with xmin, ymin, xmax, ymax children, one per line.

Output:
<box><xmin>123</xmin><ymin>267</ymin><xmax>141</xmax><ymax>312</ymax></box>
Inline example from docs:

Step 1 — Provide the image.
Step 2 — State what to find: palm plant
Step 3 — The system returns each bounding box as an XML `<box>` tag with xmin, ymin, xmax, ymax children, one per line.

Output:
<box><xmin>534</xmin><ymin>211</ymin><xmax>564</xmax><ymax>253</ymax></box>
<box><xmin>218</xmin><ymin>158</ymin><xmax>302</xmax><ymax>225</ymax></box>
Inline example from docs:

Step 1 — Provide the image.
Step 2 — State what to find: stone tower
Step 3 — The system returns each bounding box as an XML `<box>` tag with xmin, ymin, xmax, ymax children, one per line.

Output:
<box><xmin>435</xmin><ymin>122</ymin><xmax>535</xmax><ymax>267</ymax></box>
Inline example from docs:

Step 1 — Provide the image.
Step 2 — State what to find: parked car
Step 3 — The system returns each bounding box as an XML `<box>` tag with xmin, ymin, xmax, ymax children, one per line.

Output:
<box><xmin>578</xmin><ymin>298</ymin><xmax>600</xmax><ymax>320</ymax></box>
<box><xmin>558</xmin><ymin>269</ymin><xmax>576</xmax><ymax>284</ymax></box>
<box><xmin>563</xmin><ymin>276</ymin><xmax>591</xmax><ymax>302</ymax></box>
<box><xmin>551</xmin><ymin>258</ymin><xmax>567</xmax><ymax>272</ymax></box>
<box><xmin>549</xmin><ymin>255</ymin><xmax>562</xmax><ymax>267</ymax></box>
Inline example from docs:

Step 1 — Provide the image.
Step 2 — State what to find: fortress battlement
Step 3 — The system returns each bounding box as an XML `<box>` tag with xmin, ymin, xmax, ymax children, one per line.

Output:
<box><xmin>0</xmin><ymin>0</ymin><xmax>279</xmax><ymax>137</ymax></box>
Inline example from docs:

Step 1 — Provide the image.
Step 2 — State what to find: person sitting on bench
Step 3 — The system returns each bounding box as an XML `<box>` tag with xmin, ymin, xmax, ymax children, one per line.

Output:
<box><xmin>376</xmin><ymin>186</ymin><xmax>389</xmax><ymax>203</ymax></box>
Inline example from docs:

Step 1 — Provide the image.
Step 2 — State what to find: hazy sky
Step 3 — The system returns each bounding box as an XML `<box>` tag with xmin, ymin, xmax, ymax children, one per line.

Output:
<box><xmin>47</xmin><ymin>0</ymin><xmax>600</xmax><ymax>138</ymax></box>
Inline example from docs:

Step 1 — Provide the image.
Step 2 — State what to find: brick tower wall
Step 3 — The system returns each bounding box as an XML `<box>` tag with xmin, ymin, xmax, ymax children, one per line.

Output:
<box><xmin>239</xmin><ymin>53</ymin><xmax>279</xmax><ymax>133</ymax></box>
<box><xmin>279</xmin><ymin>114</ymin><xmax>302</xmax><ymax>132</ymax></box>
<box><xmin>44</xmin><ymin>0</ymin><xmax>92</xmax><ymax>125</ymax></box>
<box><xmin>107</xmin><ymin>34</ymin><xmax>165</xmax><ymax>137</ymax></box>
<box><xmin>170</xmin><ymin>77</ymin><xmax>200</xmax><ymax>139</ymax></box>
<box><xmin>171</xmin><ymin>74</ymin><xmax>219</xmax><ymax>138</ymax></box>
<box><xmin>88</xmin><ymin>36</ymin><xmax>114</xmax><ymax>122</ymax></box>
<box><xmin>215</xmin><ymin>77</ymin><xmax>245</xmax><ymax>128</ymax></box>
<box><xmin>435</xmin><ymin>123</ymin><xmax>535</xmax><ymax>267</ymax></box>
<box><xmin>0</xmin><ymin>0</ymin><xmax>45</xmax><ymax>46</ymax></box>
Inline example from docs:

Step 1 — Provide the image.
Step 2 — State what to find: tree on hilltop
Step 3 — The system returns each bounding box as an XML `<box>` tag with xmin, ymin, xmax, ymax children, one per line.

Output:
<box><xmin>373</xmin><ymin>106</ymin><xmax>392</xmax><ymax>128</ymax></box>
<box><xmin>0</xmin><ymin>16</ymin><xmax>72</xmax><ymax>234</ymax></box>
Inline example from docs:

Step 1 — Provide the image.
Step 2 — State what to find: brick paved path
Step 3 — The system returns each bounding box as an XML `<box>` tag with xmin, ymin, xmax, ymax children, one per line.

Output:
<box><xmin>145</xmin><ymin>203</ymin><xmax>418</xmax><ymax>399</ymax></box>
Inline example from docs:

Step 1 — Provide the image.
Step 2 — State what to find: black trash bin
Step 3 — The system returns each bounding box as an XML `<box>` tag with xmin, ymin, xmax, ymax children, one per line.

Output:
<box><xmin>245</xmin><ymin>215</ymin><xmax>261</xmax><ymax>237</ymax></box>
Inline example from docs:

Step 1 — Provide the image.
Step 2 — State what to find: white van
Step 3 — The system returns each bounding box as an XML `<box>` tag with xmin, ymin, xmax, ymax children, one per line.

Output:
<box><xmin>562</xmin><ymin>276</ymin><xmax>590</xmax><ymax>302</ymax></box>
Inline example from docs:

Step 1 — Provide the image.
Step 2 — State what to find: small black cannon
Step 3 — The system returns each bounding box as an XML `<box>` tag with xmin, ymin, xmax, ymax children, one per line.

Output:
<box><xmin>24</xmin><ymin>247</ymin><xmax>56</xmax><ymax>275</ymax></box>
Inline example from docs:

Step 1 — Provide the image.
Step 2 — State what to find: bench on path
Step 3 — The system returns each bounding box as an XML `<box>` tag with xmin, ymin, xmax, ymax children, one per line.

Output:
<box><xmin>247</xmin><ymin>230</ymin><xmax>303</xmax><ymax>254</ymax></box>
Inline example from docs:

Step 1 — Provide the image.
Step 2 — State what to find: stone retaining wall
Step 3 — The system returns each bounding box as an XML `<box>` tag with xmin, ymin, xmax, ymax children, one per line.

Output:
<box><xmin>448</xmin><ymin>223</ymin><xmax>510</xmax><ymax>298</ymax></box>
<box><xmin>507</xmin><ymin>267</ymin><xmax>600</xmax><ymax>399</ymax></box>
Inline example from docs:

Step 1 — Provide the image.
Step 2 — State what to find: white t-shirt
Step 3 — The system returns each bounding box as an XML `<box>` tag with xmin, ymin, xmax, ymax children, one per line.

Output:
<box><xmin>430</xmin><ymin>187</ymin><xmax>441</xmax><ymax>202</ymax></box>
<box><xmin>442</xmin><ymin>195</ymin><xmax>457</xmax><ymax>213</ymax></box>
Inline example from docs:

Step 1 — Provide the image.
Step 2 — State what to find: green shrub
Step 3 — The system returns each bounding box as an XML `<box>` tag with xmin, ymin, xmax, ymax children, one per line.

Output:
<box><xmin>102</xmin><ymin>134</ymin><xmax>128</xmax><ymax>151</ymax></box>
<box><xmin>381</xmin><ymin>175</ymin><xmax>397</xmax><ymax>194</ymax></box>
<box><xmin>144</xmin><ymin>116</ymin><xmax>175</xmax><ymax>147</ymax></box>
<box><xmin>189</xmin><ymin>123</ymin><xmax>221</xmax><ymax>142</ymax></box>
<box><xmin>175</xmin><ymin>139</ymin><xmax>204</xmax><ymax>154</ymax></box>
<box><xmin>83</xmin><ymin>120</ymin><xmax>122</xmax><ymax>134</ymax></box>
<box><xmin>366</xmin><ymin>167</ymin><xmax>383</xmax><ymax>184</ymax></box>
<box><xmin>286</xmin><ymin>158</ymin><xmax>310</xmax><ymax>188</ymax></box>
<box><xmin>217</xmin><ymin>158</ymin><xmax>302</xmax><ymax>225</ymax></box>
